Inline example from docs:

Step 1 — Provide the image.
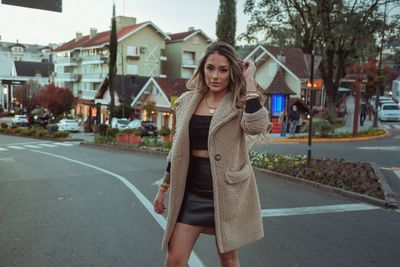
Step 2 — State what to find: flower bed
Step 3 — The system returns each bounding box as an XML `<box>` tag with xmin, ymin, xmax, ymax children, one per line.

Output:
<box><xmin>292</xmin><ymin>127</ymin><xmax>386</xmax><ymax>139</ymax></box>
<box><xmin>249</xmin><ymin>151</ymin><xmax>385</xmax><ymax>199</ymax></box>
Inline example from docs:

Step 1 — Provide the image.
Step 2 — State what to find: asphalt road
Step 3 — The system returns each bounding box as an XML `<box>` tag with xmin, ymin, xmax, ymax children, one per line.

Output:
<box><xmin>1</xmin><ymin>134</ymin><xmax>400</xmax><ymax>266</ymax></box>
<box><xmin>254</xmin><ymin>122</ymin><xmax>400</xmax><ymax>169</ymax></box>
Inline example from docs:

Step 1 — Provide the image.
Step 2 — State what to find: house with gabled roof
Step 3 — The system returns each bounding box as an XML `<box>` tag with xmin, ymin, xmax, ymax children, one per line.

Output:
<box><xmin>244</xmin><ymin>45</ymin><xmax>324</xmax><ymax>132</ymax></box>
<box><xmin>245</xmin><ymin>45</ymin><xmax>324</xmax><ymax>113</ymax></box>
<box><xmin>53</xmin><ymin>16</ymin><xmax>171</xmax><ymax>120</ymax></box>
<box><xmin>94</xmin><ymin>75</ymin><xmax>188</xmax><ymax>128</ymax></box>
<box><xmin>164</xmin><ymin>28</ymin><xmax>212</xmax><ymax>78</ymax></box>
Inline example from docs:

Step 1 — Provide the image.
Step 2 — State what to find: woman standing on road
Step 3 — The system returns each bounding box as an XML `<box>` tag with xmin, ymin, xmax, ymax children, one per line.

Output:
<box><xmin>153</xmin><ymin>42</ymin><xmax>271</xmax><ymax>267</ymax></box>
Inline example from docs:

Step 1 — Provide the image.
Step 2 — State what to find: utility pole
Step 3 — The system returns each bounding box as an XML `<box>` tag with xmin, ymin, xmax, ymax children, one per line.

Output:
<box><xmin>373</xmin><ymin>1</ymin><xmax>387</xmax><ymax>127</ymax></box>
<box><xmin>307</xmin><ymin>50</ymin><xmax>315</xmax><ymax>167</ymax></box>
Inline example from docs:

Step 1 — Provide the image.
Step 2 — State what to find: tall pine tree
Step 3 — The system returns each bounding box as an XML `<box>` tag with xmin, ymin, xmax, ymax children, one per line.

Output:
<box><xmin>216</xmin><ymin>0</ymin><xmax>236</xmax><ymax>47</ymax></box>
<box><xmin>108</xmin><ymin>3</ymin><xmax>117</xmax><ymax>125</ymax></box>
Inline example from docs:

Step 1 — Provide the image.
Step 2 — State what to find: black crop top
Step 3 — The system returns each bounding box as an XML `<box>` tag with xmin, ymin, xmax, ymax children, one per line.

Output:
<box><xmin>165</xmin><ymin>98</ymin><xmax>262</xmax><ymax>171</ymax></box>
<box><xmin>189</xmin><ymin>114</ymin><xmax>212</xmax><ymax>150</ymax></box>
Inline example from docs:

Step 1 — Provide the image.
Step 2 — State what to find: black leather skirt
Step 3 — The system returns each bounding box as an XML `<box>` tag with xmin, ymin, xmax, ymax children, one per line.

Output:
<box><xmin>177</xmin><ymin>156</ymin><xmax>215</xmax><ymax>227</ymax></box>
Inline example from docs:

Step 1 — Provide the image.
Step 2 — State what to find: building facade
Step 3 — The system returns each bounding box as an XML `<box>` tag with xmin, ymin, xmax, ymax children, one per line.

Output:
<box><xmin>0</xmin><ymin>39</ymin><xmax>54</xmax><ymax>111</ymax></box>
<box><xmin>53</xmin><ymin>16</ymin><xmax>210</xmax><ymax>126</ymax></box>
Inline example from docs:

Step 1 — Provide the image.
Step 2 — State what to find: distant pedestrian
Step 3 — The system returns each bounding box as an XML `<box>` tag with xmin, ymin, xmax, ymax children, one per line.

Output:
<box><xmin>279</xmin><ymin>110</ymin><xmax>288</xmax><ymax>137</ymax></box>
<box><xmin>289</xmin><ymin>105</ymin><xmax>300</xmax><ymax>135</ymax></box>
<box><xmin>360</xmin><ymin>102</ymin><xmax>367</xmax><ymax>126</ymax></box>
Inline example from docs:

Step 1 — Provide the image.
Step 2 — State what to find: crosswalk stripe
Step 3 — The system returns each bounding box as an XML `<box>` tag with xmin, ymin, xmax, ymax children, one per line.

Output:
<box><xmin>384</xmin><ymin>125</ymin><xmax>391</xmax><ymax>129</ymax></box>
<box><xmin>261</xmin><ymin>203</ymin><xmax>379</xmax><ymax>217</ymax></box>
<box><xmin>24</xmin><ymin>144</ymin><xmax>42</xmax><ymax>148</ymax></box>
<box><xmin>393</xmin><ymin>168</ymin><xmax>400</xmax><ymax>179</ymax></box>
<box><xmin>7</xmin><ymin>146</ymin><xmax>26</xmax><ymax>150</ymax></box>
<box><xmin>393</xmin><ymin>124</ymin><xmax>400</xmax><ymax>129</ymax></box>
<box><xmin>52</xmin><ymin>142</ymin><xmax>73</xmax><ymax>146</ymax></box>
<box><xmin>38</xmin><ymin>143</ymin><xmax>57</xmax><ymax>147</ymax></box>
<box><xmin>0</xmin><ymin>147</ymin><xmax>8</xmax><ymax>151</ymax></box>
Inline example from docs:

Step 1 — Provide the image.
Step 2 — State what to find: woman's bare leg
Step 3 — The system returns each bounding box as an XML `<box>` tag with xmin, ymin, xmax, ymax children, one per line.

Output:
<box><xmin>215</xmin><ymin>238</ymin><xmax>240</xmax><ymax>267</ymax></box>
<box><xmin>165</xmin><ymin>222</ymin><xmax>204</xmax><ymax>267</ymax></box>
<box><xmin>218</xmin><ymin>249</ymin><xmax>240</xmax><ymax>267</ymax></box>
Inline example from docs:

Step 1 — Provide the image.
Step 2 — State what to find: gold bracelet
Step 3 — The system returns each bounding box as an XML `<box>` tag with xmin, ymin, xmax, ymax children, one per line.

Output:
<box><xmin>159</xmin><ymin>182</ymin><xmax>170</xmax><ymax>192</ymax></box>
<box><xmin>246</xmin><ymin>93</ymin><xmax>261</xmax><ymax>100</ymax></box>
<box><xmin>245</xmin><ymin>91</ymin><xmax>261</xmax><ymax>98</ymax></box>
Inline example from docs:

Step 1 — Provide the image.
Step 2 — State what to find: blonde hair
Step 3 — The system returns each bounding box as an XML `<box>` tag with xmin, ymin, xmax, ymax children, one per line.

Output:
<box><xmin>186</xmin><ymin>41</ymin><xmax>246</xmax><ymax>108</ymax></box>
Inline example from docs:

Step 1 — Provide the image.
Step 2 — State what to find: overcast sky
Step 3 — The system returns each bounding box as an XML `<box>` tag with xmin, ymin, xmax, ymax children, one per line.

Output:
<box><xmin>0</xmin><ymin>0</ymin><xmax>251</xmax><ymax>45</ymax></box>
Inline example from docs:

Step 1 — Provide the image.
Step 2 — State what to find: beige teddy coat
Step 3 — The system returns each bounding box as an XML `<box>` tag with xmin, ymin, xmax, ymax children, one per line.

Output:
<box><xmin>162</xmin><ymin>90</ymin><xmax>271</xmax><ymax>253</ymax></box>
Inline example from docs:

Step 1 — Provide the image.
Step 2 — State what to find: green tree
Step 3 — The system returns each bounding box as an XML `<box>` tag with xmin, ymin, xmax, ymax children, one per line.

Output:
<box><xmin>242</xmin><ymin>0</ymin><xmax>398</xmax><ymax>112</ymax></box>
<box><xmin>108</xmin><ymin>3</ymin><xmax>118</xmax><ymax>125</ymax></box>
<box><xmin>216</xmin><ymin>0</ymin><xmax>236</xmax><ymax>47</ymax></box>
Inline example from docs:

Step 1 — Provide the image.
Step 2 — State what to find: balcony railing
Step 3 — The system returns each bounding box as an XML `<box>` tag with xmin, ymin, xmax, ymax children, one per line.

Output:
<box><xmin>55</xmin><ymin>57</ymin><xmax>79</xmax><ymax>66</ymax></box>
<box><xmin>81</xmin><ymin>73</ymin><xmax>106</xmax><ymax>82</ymax></box>
<box><xmin>55</xmin><ymin>73</ymin><xmax>78</xmax><ymax>81</ymax></box>
<box><xmin>82</xmin><ymin>55</ymin><xmax>108</xmax><ymax>65</ymax></box>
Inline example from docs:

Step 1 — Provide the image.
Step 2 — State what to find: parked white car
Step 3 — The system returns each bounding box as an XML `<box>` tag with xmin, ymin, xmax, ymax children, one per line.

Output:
<box><xmin>12</xmin><ymin>115</ymin><xmax>28</xmax><ymax>126</ymax></box>
<box><xmin>57</xmin><ymin>119</ymin><xmax>80</xmax><ymax>132</ymax></box>
<box><xmin>378</xmin><ymin>103</ymin><xmax>400</xmax><ymax>121</ymax></box>
<box><xmin>111</xmin><ymin>118</ymin><xmax>129</xmax><ymax>130</ymax></box>
<box><xmin>369</xmin><ymin>96</ymin><xmax>392</xmax><ymax>111</ymax></box>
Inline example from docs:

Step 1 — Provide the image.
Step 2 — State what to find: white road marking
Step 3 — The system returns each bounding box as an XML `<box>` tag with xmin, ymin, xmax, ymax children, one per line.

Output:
<box><xmin>7</xmin><ymin>146</ymin><xmax>26</xmax><ymax>150</ymax></box>
<box><xmin>0</xmin><ymin>157</ymin><xmax>14</xmax><ymax>162</ymax></box>
<box><xmin>393</xmin><ymin>168</ymin><xmax>400</xmax><ymax>179</ymax></box>
<box><xmin>0</xmin><ymin>141</ymin><xmax>50</xmax><ymax>147</ymax></box>
<box><xmin>393</xmin><ymin>124</ymin><xmax>400</xmax><ymax>129</ymax></box>
<box><xmin>383</xmin><ymin>125</ymin><xmax>391</xmax><ymax>130</ymax></box>
<box><xmin>261</xmin><ymin>203</ymin><xmax>379</xmax><ymax>217</ymax></box>
<box><xmin>357</xmin><ymin>146</ymin><xmax>400</xmax><ymax>151</ymax></box>
<box><xmin>23</xmin><ymin>144</ymin><xmax>42</xmax><ymax>149</ymax></box>
<box><xmin>31</xmin><ymin>149</ymin><xmax>205</xmax><ymax>267</ymax></box>
<box><xmin>52</xmin><ymin>142</ymin><xmax>73</xmax><ymax>146</ymax></box>
<box><xmin>39</xmin><ymin>143</ymin><xmax>57</xmax><ymax>148</ymax></box>
<box><xmin>0</xmin><ymin>147</ymin><xmax>8</xmax><ymax>151</ymax></box>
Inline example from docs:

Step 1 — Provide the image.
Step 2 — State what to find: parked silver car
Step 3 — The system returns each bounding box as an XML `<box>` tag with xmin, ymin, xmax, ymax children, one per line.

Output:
<box><xmin>11</xmin><ymin>115</ymin><xmax>28</xmax><ymax>126</ymax></box>
<box><xmin>57</xmin><ymin>119</ymin><xmax>80</xmax><ymax>132</ymax></box>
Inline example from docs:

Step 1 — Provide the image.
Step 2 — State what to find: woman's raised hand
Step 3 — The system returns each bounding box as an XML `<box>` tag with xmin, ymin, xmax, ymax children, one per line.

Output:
<box><xmin>242</xmin><ymin>59</ymin><xmax>256</xmax><ymax>81</ymax></box>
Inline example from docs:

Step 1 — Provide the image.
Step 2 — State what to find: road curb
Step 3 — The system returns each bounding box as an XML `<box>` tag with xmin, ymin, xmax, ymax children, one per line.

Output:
<box><xmin>80</xmin><ymin>142</ymin><xmax>397</xmax><ymax>209</ymax></box>
<box><xmin>79</xmin><ymin>141</ymin><xmax>169</xmax><ymax>156</ymax></box>
<box><xmin>370</xmin><ymin>163</ymin><xmax>398</xmax><ymax>208</ymax></box>
<box><xmin>271</xmin><ymin>130</ymin><xmax>389</xmax><ymax>143</ymax></box>
<box><xmin>253</xmin><ymin>167</ymin><xmax>398</xmax><ymax>209</ymax></box>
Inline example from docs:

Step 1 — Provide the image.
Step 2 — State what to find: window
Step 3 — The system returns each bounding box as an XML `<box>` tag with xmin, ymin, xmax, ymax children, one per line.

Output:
<box><xmin>182</xmin><ymin>51</ymin><xmax>195</xmax><ymax>65</ymax></box>
<box><xmin>127</xmin><ymin>64</ymin><xmax>139</xmax><ymax>75</ymax></box>
<box><xmin>127</xmin><ymin>46</ymin><xmax>139</xmax><ymax>56</ymax></box>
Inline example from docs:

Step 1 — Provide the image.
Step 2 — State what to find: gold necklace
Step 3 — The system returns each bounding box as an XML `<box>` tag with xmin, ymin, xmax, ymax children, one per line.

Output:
<box><xmin>205</xmin><ymin>94</ymin><xmax>219</xmax><ymax>114</ymax></box>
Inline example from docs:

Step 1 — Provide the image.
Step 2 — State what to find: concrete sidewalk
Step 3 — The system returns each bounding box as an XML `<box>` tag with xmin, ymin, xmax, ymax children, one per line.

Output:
<box><xmin>334</xmin><ymin>94</ymin><xmax>380</xmax><ymax>133</ymax></box>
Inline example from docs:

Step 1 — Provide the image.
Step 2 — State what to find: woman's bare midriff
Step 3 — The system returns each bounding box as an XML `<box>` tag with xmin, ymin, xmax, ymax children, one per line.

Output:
<box><xmin>191</xmin><ymin>149</ymin><xmax>209</xmax><ymax>158</ymax></box>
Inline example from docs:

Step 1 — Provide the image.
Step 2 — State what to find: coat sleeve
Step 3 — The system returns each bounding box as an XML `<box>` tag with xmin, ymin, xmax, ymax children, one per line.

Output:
<box><xmin>240</xmin><ymin>106</ymin><xmax>272</xmax><ymax>135</ymax></box>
